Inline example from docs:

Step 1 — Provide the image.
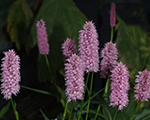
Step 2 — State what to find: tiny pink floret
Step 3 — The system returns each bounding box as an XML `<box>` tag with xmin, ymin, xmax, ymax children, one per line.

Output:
<box><xmin>36</xmin><ymin>19</ymin><xmax>49</xmax><ymax>55</ymax></box>
<box><xmin>1</xmin><ymin>50</ymin><xmax>20</xmax><ymax>100</ymax></box>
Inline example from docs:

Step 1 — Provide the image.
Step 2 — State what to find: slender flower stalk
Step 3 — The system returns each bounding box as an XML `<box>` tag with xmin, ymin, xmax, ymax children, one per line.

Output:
<box><xmin>134</xmin><ymin>70</ymin><xmax>150</xmax><ymax>102</ymax></box>
<box><xmin>100</xmin><ymin>42</ymin><xmax>118</xmax><ymax>79</ymax></box>
<box><xmin>11</xmin><ymin>98</ymin><xmax>19</xmax><ymax>120</ymax></box>
<box><xmin>61</xmin><ymin>38</ymin><xmax>77</xmax><ymax>60</ymax></box>
<box><xmin>110</xmin><ymin>2</ymin><xmax>116</xmax><ymax>27</ymax></box>
<box><xmin>1</xmin><ymin>49</ymin><xmax>20</xmax><ymax>100</ymax></box>
<box><xmin>94</xmin><ymin>101</ymin><xmax>101</xmax><ymax>120</ymax></box>
<box><xmin>62</xmin><ymin>101</ymin><xmax>68</xmax><ymax>120</ymax></box>
<box><xmin>36</xmin><ymin>19</ymin><xmax>49</xmax><ymax>55</ymax></box>
<box><xmin>65</xmin><ymin>54</ymin><xmax>84</xmax><ymax>102</ymax></box>
<box><xmin>79</xmin><ymin>21</ymin><xmax>99</xmax><ymax>73</ymax></box>
<box><xmin>110</xmin><ymin>62</ymin><xmax>129</xmax><ymax>110</ymax></box>
<box><xmin>85</xmin><ymin>72</ymin><xmax>94</xmax><ymax>120</ymax></box>
<box><xmin>78</xmin><ymin>72</ymin><xmax>90</xmax><ymax>120</ymax></box>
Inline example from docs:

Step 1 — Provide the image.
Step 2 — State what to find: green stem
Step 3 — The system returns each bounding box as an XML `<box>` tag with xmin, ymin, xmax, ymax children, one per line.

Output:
<box><xmin>85</xmin><ymin>72</ymin><xmax>94</xmax><ymax>120</ymax></box>
<box><xmin>10</xmin><ymin>98</ymin><xmax>19</xmax><ymax>120</ymax></box>
<box><xmin>110</xmin><ymin>27</ymin><xmax>114</xmax><ymax>42</ymax></box>
<box><xmin>77</xmin><ymin>72</ymin><xmax>90</xmax><ymax>120</ymax></box>
<box><xmin>44</xmin><ymin>55</ymin><xmax>54</xmax><ymax>81</ymax></box>
<box><xmin>62</xmin><ymin>101</ymin><xmax>68</xmax><ymax>120</ymax></box>
<box><xmin>113</xmin><ymin>108</ymin><xmax>118</xmax><ymax>120</ymax></box>
<box><xmin>69</xmin><ymin>102</ymin><xmax>75</xmax><ymax>120</ymax></box>
<box><xmin>94</xmin><ymin>103</ymin><xmax>101</xmax><ymax>120</ymax></box>
<box><xmin>104</xmin><ymin>78</ymin><xmax>110</xmax><ymax>94</ymax></box>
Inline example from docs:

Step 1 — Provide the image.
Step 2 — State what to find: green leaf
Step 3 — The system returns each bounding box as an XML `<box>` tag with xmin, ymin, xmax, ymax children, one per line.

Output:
<box><xmin>133</xmin><ymin>109</ymin><xmax>150</xmax><ymax>120</ymax></box>
<box><xmin>0</xmin><ymin>101</ymin><xmax>10</xmax><ymax>118</ymax></box>
<box><xmin>116</xmin><ymin>16</ymin><xmax>150</xmax><ymax>81</ymax></box>
<box><xmin>7</xmin><ymin>0</ymin><xmax>33</xmax><ymax>52</ymax></box>
<box><xmin>31</xmin><ymin>0</ymin><xmax>87</xmax><ymax>82</ymax></box>
<box><xmin>20</xmin><ymin>85</ymin><xmax>57</xmax><ymax>97</ymax></box>
<box><xmin>40</xmin><ymin>109</ymin><xmax>50</xmax><ymax>120</ymax></box>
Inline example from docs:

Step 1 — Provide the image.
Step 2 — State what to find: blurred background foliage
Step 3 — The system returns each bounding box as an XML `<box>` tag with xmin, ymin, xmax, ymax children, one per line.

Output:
<box><xmin>116</xmin><ymin>16</ymin><xmax>150</xmax><ymax>87</ymax></box>
<box><xmin>7</xmin><ymin>0</ymin><xmax>33</xmax><ymax>52</ymax></box>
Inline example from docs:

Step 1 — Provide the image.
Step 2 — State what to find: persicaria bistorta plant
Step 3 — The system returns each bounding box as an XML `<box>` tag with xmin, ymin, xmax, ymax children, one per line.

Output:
<box><xmin>61</xmin><ymin>38</ymin><xmax>77</xmax><ymax>60</ymax></box>
<box><xmin>1</xmin><ymin>49</ymin><xmax>21</xmax><ymax>100</ymax></box>
<box><xmin>79</xmin><ymin>21</ymin><xmax>99</xmax><ymax>73</ymax></box>
<box><xmin>100</xmin><ymin>42</ymin><xmax>118</xmax><ymax>78</ymax></box>
<box><xmin>110</xmin><ymin>2</ymin><xmax>116</xmax><ymax>27</ymax></box>
<box><xmin>64</xmin><ymin>54</ymin><xmax>84</xmax><ymax>102</ymax></box>
<box><xmin>134</xmin><ymin>69</ymin><xmax>150</xmax><ymax>102</ymax></box>
<box><xmin>110</xmin><ymin>62</ymin><xmax>129</xmax><ymax>110</ymax></box>
<box><xmin>36</xmin><ymin>19</ymin><xmax>49</xmax><ymax>55</ymax></box>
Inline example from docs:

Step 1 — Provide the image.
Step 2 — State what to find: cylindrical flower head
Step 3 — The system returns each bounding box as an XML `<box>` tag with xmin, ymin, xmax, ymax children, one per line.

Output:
<box><xmin>100</xmin><ymin>42</ymin><xmax>118</xmax><ymax>79</ymax></box>
<box><xmin>109</xmin><ymin>62</ymin><xmax>129</xmax><ymax>110</ymax></box>
<box><xmin>79</xmin><ymin>21</ymin><xmax>99</xmax><ymax>73</ymax></box>
<box><xmin>110</xmin><ymin>2</ymin><xmax>116</xmax><ymax>27</ymax></box>
<box><xmin>1</xmin><ymin>50</ymin><xmax>20</xmax><ymax>100</ymax></box>
<box><xmin>134</xmin><ymin>70</ymin><xmax>150</xmax><ymax>102</ymax></box>
<box><xmin>65</xmin><ymin>54</ymin><xmax>84</xmax><ymax>102</ymax></box>
<box><xmin>36</xmin><ymin>19</ymin><xmax>49</xmax><ymax>55</ymax></box>
<box><xmin>61</xmin><ymin>38</ymin><xmax>77</xmax><ymax>60</ymax></box>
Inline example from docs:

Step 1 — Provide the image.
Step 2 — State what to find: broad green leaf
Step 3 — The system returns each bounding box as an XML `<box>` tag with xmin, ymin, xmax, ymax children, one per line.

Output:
<box><xmin>0</xmin><ymin>101</ymin><xmax>10</xmax><ymax>118</ymax></box>
<box><xmin>133</xmin><ymin>108</ymin><xmax>150</xmax><ymax>120</ymax></box>
<box><xmin>31</xmin><ymin>0</ymin><xmax>87</xmax><ymax>82</ymax></box>
<box><xmin>116</xmin><ymin>16</ymin><xmax>150</xmax><ymax>81</ymax></box>
<box><xmin>7</xmin><ymin>0</ymin><xmax>33</xmax><ymax>52</ymax></box>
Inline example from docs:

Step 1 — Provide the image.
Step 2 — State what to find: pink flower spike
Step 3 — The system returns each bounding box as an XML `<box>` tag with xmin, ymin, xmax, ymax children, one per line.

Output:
<box><xmin>100</xmin><ymin>42</ymin><xmax>118</xmax><ymax>79</ymax></box>
<box><xmin>36</xmin><ymin>19</ymin><xmax>49</xmax><ymax>55</ymax></box>
<box><xmin>79</xmin><ymin>21</ymin><xmax>99</xmax><ymax>73</ymax></box>
<box><xmin>110</xmin><ymin>2</ymin><xmax>116</xmax><ymax>27</ymax></box>
<box><xmin>65</xmin><ymin>54</ymin><xmax>84</xmax><ymax>102</ymax></box>
<box><xmin>134</xmin><ymin>70</ymin><xmax>150</xmax><ymax>102</ymax></box>
<box><xmin>1</xmin><ymin>50</ymin><xmax>20</xmax><ymax>100</ymax></box>
<box><xmin>110</xmin><ymin>62</ymin><xmax>129</xmax><ymax>110</ymax></box>
<box><xmin>61</xmin><ymin>38</ymin><xmax>77</xmax><ymax>60</ymax></box>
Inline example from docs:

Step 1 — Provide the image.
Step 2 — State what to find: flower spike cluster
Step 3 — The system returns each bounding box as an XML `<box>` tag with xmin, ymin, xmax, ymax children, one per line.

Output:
<box><xmin>110</xmin><ymin>2</ymin><xmax>116</xmax><ymax>27</ymax></box>
<box><xmin>61</xmin><ymin>38</ymin><xmax>77</xmax><ymax>60</ymax></box>
<box><xmin>1</xmin><ymin>50</ymin><xmax>20</xmax><ymax>100</ymax></box>
<box><xmin>65</xmin><ymin>54</ymin><xmax>84</xmax><ymax>102</ymax></box>
<box><xmin>134</xmin><ymin>70</ymin><xmax>150</xmax><ymax>102</ymax></box>
<box><xmin>110</xmin><ymin>62</ymin><xmax>129</xmax><ymax>110</ymax></box>
<box><xmin>79</xmin><ymin>21</ymin><xmax>99</xmax><ymax>73</ymax></box>
<box><xmin>100</xmin><ymin>42</ymin><xmax>118</xmax><ymax>78</ymax></box>
<box><xmin>36</xmin><ymin>19</ymin><xmax>49</xmax><ymax>55</ymax></box>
